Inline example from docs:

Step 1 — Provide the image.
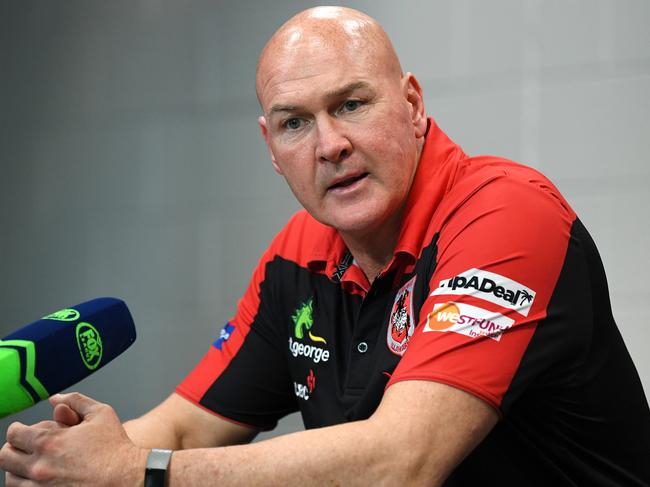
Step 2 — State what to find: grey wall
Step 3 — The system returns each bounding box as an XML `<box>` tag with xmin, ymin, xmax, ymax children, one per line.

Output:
<box><xmin>2</xmin><ymin>0</ymin><xmax>649</xmax><ymax>461</ymax></box>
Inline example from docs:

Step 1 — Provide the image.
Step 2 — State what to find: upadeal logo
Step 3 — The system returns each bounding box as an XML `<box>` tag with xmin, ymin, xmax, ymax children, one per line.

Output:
<box><xmin>430</xmin><ymin>268</ymin><xmax>536</xmax><ymax>316</ymax></box>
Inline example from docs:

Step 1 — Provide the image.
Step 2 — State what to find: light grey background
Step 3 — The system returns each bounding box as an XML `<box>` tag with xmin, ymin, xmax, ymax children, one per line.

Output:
<box><xmin>1</xmin><ymin>0</ymin><xmax>649</xmax><ymax>470</ymax></box>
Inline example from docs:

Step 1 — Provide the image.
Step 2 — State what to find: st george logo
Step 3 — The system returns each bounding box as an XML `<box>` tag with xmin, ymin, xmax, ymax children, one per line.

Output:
<box><xmin>76</xmin><ymin>322</ymin><xmax>103</xmax><ymax>370</ymax></box>
<box><xmin>43</xmin><ymin>308</ymin><xmax>80</xmax><ymax>322</ymax></box>
<box><xmin>289</xmin><ymin>297</ymin><xmax>330</xmax><ymax>364</ymax></box>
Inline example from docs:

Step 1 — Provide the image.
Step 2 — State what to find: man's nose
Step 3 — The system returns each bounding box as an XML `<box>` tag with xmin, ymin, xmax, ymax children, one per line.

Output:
<box><xmin>314</xmin><ymin>116</ymin><xmax>352</xmax><ymax>163</ymax></box>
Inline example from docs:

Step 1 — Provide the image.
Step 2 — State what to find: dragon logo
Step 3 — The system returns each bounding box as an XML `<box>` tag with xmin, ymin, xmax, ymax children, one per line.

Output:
<box><xmin>387</xmin><ymin>276</ymin><xmax>417</xmax><ymax>356</ymax></box>
<box><xmin>292</xmin><ymin>297</ymin><xmax>326</xmax><ymax>344</ymax></box>
<box><xmin>390</xmin><ymin>291</ymin><xmax>410</xmax><ymax>343</ymax></box>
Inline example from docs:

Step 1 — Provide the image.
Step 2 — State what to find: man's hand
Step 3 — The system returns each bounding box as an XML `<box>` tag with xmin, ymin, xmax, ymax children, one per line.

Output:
<box><xmin>0</xmin><ymin>393</ymin><xmax>147</xmax><ymax>486</ymax></box>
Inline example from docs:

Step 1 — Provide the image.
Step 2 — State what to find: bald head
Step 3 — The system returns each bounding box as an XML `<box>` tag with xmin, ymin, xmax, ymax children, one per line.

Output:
<box><xmin>253</xmin><ymin>6</ymin><xmax>428</xmax><ymax>241</ymax></box>
<box><xmin>256</xmin><ymin>6</ymin><xmax>402</xmax><ymax>109</ymax></box>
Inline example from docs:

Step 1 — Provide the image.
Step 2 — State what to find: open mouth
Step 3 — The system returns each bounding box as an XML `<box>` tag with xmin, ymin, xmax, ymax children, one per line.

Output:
<box><xmin>329</xmin><ymin>172</ymin><xmax>368</xmax><ymax>190</ymax></box>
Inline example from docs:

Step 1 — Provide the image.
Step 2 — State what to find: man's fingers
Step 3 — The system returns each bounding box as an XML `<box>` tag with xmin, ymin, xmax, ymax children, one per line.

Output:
<box><xmin>49</xmin><ymin>392</ymin><xmax>101</xmax><ymax>418</ymax></box>
<box><xmin>52</xmin><ymin>403</ymin><xmax>82</xmax><ymax>426</ymax></box>
<box><xmin>4</xmin><ymin>421</ymin><xmax>63</xmax><ymax>457</ymax></box>
<box><xmin>5</xmin><ymin>471</ymin><xmax>32</xmax><ymax>487</ymax></box>
<box><xmin>32</xmin><ymin>420</ymin><xmax>63</xmax><ymax>430</ymax></box>
<box><xmin>0</xmin><ymin>442</ymin><xmax>33</xmax><ymax>480</ymax></box>
<box><xmin>5</xmin><ymin>423</ymin><xmax>38</xmax><ymax>454</ymax></box>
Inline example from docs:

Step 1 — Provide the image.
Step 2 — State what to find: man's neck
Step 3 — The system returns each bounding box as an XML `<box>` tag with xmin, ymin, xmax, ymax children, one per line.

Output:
<box><xmin>340</xmin><ymin>210</ymin><xmax>403</xmax><ymax>285</ymax></box>
<box><xmin>341</xmin><ymin>137</ymin><xmax>425</xmax><ymax>285</ymax></box>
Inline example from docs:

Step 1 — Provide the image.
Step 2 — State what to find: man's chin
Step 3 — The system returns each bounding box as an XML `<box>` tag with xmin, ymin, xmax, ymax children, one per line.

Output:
<box><xmin>320</xmin><ymin>211</ymin><xmax>387</xmax><ymax>238</ymax></box>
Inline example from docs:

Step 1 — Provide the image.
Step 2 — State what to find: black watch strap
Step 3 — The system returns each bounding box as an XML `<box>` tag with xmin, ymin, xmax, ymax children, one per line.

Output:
<box><xmin>145</xmin><ymin>448</ymin><xmax>173</xmax><ymax>487</ymax></box>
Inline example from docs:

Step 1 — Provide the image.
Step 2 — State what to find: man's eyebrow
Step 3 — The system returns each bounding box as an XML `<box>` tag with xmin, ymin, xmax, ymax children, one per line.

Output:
<box><xmin>268</xmin><ymin>82</ymin><xmax>372</xmax><ymax>116</ymax></box>
<box><xmin>268</xmin><ymin>104</ymin><xmax>299</xmax><ymax>115</ymax></box>
<box><xmin>324</xmin><ymin>81</ymin><xmax>371</xmax><ymax>100</ymax></box>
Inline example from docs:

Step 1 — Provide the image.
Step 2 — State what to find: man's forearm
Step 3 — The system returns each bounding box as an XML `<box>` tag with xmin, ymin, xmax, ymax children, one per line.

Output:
<box><xmin>124</xmin><ymin>413</ymin><xmax>181</xmax><ymax>450</ymax></box>
<box><xmin>122</xmin><ymin>404</ymin><xmax>407</xmax><ymax>486</ymax></box>
<box><xmin>164</xmin><ymin>381</ymin><xmax>497</xmax><ymax>486</ymax></box>
<box><xmin>167</xmin><ymin>418</ymin><xmax>415</xmax><ymax>487</ymax></box>
<box><xmin>124</xmin><ymin>393</ymin><xmax>258</xmax><ymax>451</ymax></box>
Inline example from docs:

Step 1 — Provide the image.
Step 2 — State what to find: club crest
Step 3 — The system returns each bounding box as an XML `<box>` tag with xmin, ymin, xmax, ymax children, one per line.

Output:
<box><xmin>387</xmin><ymin>275</ymin><xmax>417</xmax><ymax>356</ymax></box>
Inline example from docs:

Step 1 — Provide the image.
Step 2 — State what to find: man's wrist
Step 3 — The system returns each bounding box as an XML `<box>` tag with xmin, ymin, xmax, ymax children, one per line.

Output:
<box><xmin>144</xmin><ymin>448</ymin><xmax>173</xmax><ymax>487</ymax></box>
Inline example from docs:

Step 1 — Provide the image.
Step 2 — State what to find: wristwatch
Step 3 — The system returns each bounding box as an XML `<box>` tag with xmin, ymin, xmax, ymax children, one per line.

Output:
<box><xmin>145</xmin><ymin>448</ymin><xmax>173</xmax><ymax>487</ymax></box>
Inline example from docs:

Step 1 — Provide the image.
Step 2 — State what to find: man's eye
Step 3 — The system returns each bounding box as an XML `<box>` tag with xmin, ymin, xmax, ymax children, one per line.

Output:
<box><xmin>284</xmin><ymin>118</ymin><xmax>303</xmax><ymax>130</ymax></box>
<box><xmin>341</xmin><ymin>100</ymin><xmax>362</xmax><ymax>112</ymax></box>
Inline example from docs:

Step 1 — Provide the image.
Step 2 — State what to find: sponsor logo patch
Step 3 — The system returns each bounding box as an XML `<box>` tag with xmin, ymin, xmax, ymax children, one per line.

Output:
<box><xmin>213</xmin><ymin>322</ymin><xmax>235</xmax><ymax>351</ymax></box>
<box><xmin>430</xmin><ymin>268</ymin><xmax>536</xmax><ymax>316</ymax></box>
<box><xmin>292</xmin><ymin>297</ymin><xmax>326</xmax><ymax>343</ymax></box>
<box><xmin>289</xmin><ymin>297</ymin><xmax>329</xmax><ymax>364</ymax></box>
<box><xmin>288</xmin><ymin>337</ymin><xmax>330</xmax><ymax>363</ymax></box>
<box><xmin>294</xmin><ymin>369</ymin><xmax>316</xmax><ymax>401</ymax></box>
<box><xmin>424</xmin><ymin>302</ymin><xmax>514</xmax><ymax>341</ymax></box>
<box><xmin>387</xmin><ymin>275</ymin><xmax>417</xmax><ymax>356</ymax></box>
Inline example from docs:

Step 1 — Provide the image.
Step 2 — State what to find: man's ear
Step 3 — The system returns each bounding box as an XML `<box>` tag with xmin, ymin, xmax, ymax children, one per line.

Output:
<box><xmin>402</xmin><ymin>73</ymin><xmax>427</xmax><ymax>138</ymax></box>
<box><xmin>258</xmin><ymin>116</ymin><xmax>282</xmax><ymax>174</ymax></box>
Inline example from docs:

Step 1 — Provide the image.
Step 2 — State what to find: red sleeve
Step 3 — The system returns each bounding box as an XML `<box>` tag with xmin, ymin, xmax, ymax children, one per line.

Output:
<box><xmin>387</xmin><ymin>170</ymin><xmax>577</xmax><ymax>412</ymax></box>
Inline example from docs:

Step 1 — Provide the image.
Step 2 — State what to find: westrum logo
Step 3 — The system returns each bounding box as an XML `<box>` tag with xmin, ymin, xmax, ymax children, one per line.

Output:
<box><xmin>43</xmin><ymin>308</ymin><xmax>80</xmax><ymax>322</ymax></box>
<box><xmin>75</xmin><ymin>322</ymin><xmax>103</xmax><ymax>370</ymax></box>
<box><xmin>292</xmin><ymin>297</ymin><xmax>326</xmax><ymax>344</ymax></box>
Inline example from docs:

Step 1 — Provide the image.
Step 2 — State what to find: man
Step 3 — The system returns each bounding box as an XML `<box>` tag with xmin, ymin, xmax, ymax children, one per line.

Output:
<box><xmin>1</xmin><ymin>6</ymin><xmax>649</xmax><ymax>486</ymax></box>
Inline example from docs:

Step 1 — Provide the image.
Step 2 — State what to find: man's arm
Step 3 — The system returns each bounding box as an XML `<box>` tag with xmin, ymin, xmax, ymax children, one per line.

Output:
<box><xmin>1</xmin><ymin>380</ymin><xmax>496</xmax><ymax>486</ymax></box>
<box><xmin>166</xmin><ymin>380</ymin><xmax>497</xmax><ymax>486</ymax></box>
<box><xmin>123</xmin><ymin>393</ymin><xmax>258</xmax><ymax>450</ymax></box>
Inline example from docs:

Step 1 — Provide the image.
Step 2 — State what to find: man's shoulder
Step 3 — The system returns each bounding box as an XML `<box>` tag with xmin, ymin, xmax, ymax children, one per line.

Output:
<box><xmin>274</xmin><ymin>209</ymin><xmax>330</xmax><ymax>243</ymax></box>
<box><xmin>444</xmin><ymin>155</ymin><xmax>574</xmax><ymax>220</ymax></box>
<box><xmin>263</xmin><ymin>209</ymin><xmax>338</xmax><ymax>266</ymax></box>
<box><xmin>455</xmin><ymin>155</ymin><xmax>552</xmax><ymax>189</ymax></box>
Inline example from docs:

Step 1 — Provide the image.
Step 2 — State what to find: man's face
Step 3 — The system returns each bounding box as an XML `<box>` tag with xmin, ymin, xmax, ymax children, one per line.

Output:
<box><xmin>258</xmin><ymin>34</ymin><xmax>426</xmax><ymax>238</ymax></box>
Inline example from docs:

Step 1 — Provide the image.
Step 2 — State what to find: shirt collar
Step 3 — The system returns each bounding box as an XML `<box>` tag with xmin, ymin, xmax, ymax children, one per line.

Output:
<box><xmin>394</xmin><ymin>118</ymin><xmax>466</xmax><ymax>260</ymax></box>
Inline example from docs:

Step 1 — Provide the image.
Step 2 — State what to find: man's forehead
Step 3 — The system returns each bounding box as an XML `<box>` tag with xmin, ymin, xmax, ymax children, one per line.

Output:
<box><xmin>267</xmin><ymin>80</ymin><xmax>373</xmax><ymax>115</ymax></box>
<box><xmin>256</xmin><ymin>8</ymin><xmax>401</xmax><ymax>109</ymax></box>
<box><xmin>259</xmin><ymin>43</ymin><xmax>371</xmax><ymax>106</ymax></box>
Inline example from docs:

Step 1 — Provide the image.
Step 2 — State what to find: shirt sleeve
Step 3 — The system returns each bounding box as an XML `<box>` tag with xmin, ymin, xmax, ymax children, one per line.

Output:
<box><xmin>388</xmin><ymin>169</ymin><xmax>578</xmax><ymax>413</ymax></box>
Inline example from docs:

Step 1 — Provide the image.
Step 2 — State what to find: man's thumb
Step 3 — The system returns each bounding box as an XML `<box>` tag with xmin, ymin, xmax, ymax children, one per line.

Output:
<box><xmin>49</xmin><ymin>392</ymin><xmax>101</xmax><ymax>418</ymax></box>
<box><xmin>52</xmin><ymin>402</ymin><xmax>82</xmax><ymax>426</ymax></box>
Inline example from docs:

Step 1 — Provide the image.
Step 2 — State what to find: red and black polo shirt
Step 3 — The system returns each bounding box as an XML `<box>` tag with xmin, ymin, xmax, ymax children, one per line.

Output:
<box><xmin>177</xmin><ymin>119</ymin><xmax>650</xmax><ymax>485</ymax></box>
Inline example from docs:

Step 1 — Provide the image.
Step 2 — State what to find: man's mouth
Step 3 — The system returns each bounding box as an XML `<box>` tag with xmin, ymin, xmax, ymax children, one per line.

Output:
<box><xmin>328</xmin><ymin>172</ymin><xmax>369</xmax><ymax>190</ymax></box>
